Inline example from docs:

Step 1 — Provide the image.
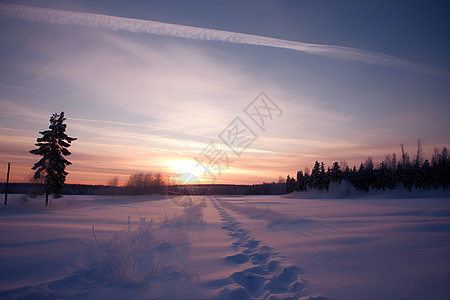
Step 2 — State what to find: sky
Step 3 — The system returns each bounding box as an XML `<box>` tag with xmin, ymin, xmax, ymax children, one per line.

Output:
<box><xmin>0</xmin><ymin>0</ymin><xmax>449</xmax><ymax>185</ymax></box>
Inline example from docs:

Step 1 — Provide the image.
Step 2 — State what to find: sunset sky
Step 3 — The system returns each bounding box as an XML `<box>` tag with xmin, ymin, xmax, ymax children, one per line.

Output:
<box><xmin>1</xmin><ymin>0</ymin><xmax>449</xmax><ymax>185</ymax></box>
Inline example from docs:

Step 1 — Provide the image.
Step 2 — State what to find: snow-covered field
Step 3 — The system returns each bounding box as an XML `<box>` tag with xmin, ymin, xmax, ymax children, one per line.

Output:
<box><xmin>1</xmin><ymin>194</ymin><xmax>449</xmax><ymax>299</ymax></box>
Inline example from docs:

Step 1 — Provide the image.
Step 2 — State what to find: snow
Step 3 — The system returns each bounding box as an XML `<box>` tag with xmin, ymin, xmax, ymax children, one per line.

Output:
<box><xmin>1</xmin><ymin>193</ymin><xmax>449</xmax><ymax>299</ymax></box>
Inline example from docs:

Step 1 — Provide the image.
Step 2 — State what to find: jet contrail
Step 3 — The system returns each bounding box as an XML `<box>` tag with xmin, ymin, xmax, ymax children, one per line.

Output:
<box><xmin>1</xmin><ymin>3</ymin><xmax>448</xmax><ymax>78</ymax></box>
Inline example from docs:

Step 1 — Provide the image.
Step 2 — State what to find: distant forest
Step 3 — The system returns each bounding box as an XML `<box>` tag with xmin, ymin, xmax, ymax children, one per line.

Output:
<box><xmin>0</xmin><ymin>182</ymin><xmax>285</xmax><ymax>197</ymax></box>
<box><xmin>286</xmin><ymin>143</ymin><xmax>450</xmax><ymax>194</ymax></box>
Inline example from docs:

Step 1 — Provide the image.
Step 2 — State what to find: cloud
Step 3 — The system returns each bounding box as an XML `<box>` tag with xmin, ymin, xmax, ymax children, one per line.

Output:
<box><xmin>1</xmin><ymin>3</ymin><xmax>449</xmax><ymax>78</ymax></box>
<box><xmin>0</xmin><ymin>99</ymin><xmax>48</xmax><ymax>122</ymax></box>
<box><xmin>26</xmin><ymin>30</ymin><xmax>253</xmax><ymax>137</ymax></box>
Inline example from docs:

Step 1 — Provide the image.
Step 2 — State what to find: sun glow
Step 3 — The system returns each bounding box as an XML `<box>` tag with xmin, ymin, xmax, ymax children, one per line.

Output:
<box><xmin>170</xmin><ymin>159</ymin><xmax>202</xmax><ymax>184</ymax></box>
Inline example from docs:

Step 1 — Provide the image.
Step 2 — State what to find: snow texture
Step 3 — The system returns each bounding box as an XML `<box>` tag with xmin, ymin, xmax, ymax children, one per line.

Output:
<box><xmin>216</xmin><ymin>196</ymin><xmax>308</xmax><ymax>226</ymax></box>
<box><xmin>1</xmin><ymin>193</ymin><xmax>449</xmax><ymax>299</ymax></box>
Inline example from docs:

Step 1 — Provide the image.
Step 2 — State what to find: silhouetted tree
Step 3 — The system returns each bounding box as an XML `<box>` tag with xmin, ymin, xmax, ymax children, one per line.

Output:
<box><xmin>30</xmin><ymin>112</ymin><xmax>77</xmax><ymax>205</ymax></box>
<box><xmin>296</xmin><ymin>170</ymin><xmax>304</xmax><ymax>191</ymax></box>
<box><xmin>320</xmin><ymin>162</ymin><xmax>329</xmax><ymax>190</ymax></box>
<box><xmin>127</xmin><ymin>172</ymin><xmax>162</xmax><ymax>195</ymax></box>
<box><xmin>415</xmin><ymin>139</ymin><xmax>424</xmax><ymax>167</ymax></box>
<box><xmin>400</xmin><ymin>144</ymin><xmax>410</xmax><ymax>168</ymax></box>
<box><xmin>311</xmin><ymin>161</ymin><xmax>321</xmax><ymax>190</ymax></box>
<box><xmin>107</xmin><ymin>176</ymin><xmax>120</xmax><ymax>187</ymax></box>
<box><xmin>285</xmin><ymin>175</ymin><xmax>296</xmax><ymax>194</ymax></box>
<box><xmin>438</xmin><ymin>147</ymin><xmax>449</xmax><ymax>188</ymax></box>
<box><xmin>376</xmin><ymin>161</ymin><xmax>388</xmax><ymax>190</ymax></box>
<box><xmin>421</xmin><ymin>159</ymin><xmax>432</xmax><ymax>189</ymax></box>
<box><xmin>330</xmin><ymin>162</ymin><xmax>342</xmax><ymax>184</ymax></box>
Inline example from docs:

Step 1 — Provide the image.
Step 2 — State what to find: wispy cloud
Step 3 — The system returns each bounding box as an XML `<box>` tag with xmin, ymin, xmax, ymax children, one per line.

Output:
<box><xmin>70</xmin><ymin>117</ymin><xmax>152</xmax><ymax>128</ymax></box>
<box><xmin>1</xmin><ymin>3</ymin><xmax>448</xmax><ymax>78</ymax></box>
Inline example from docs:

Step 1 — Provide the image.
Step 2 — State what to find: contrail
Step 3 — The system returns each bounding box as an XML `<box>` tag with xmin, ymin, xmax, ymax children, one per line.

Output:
<box><xmin>70</xmin><ymin>117</ymin><xmax>151</xmax><ymax>128</ymax></box>
<box><xmin>1</xmin><ymin>3</ymin><xmax>448</xmax><ymax>78</ymax></box>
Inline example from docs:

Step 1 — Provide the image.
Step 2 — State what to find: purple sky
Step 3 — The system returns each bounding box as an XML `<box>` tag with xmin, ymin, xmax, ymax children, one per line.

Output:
<box><xmin>0</xmin><ymin>1</ymin><xmax>449</xmax><ymax>185</ymax></box>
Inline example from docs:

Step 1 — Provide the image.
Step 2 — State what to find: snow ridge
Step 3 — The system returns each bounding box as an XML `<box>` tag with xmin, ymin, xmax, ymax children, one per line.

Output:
<box><xmin>210</xmin><ymin>197</ymin><xmax>308</xmax><ymax>300</ymax></box>
<box><xmin>216</xmin><ymin>198</ymin><xmax>308</xmax><ymax>226</ymax></box>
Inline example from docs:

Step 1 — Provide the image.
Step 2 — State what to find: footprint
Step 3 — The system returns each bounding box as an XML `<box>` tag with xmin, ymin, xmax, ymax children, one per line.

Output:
<box><xmin>244</xmin><ymin>240</ymin><xmax>260</xmax><ymax>249</ymax></box>
<box><xmin>244</xmin><ymin>265</ymin><xmax>268</xmax><ymax>276</ymax></box>
<box><xmin>251</xmin><ymin>252</ymin><xmax>271</xmax><ymax>264</ymax></box>
<box><xmin>225</xmin><ymin>253</ymin><xmax>249</xmax><ymax>264</ymax></box>
<box><xmin>277</xmin><ymin>266</ymin><xmax>301</xmax><ymax>283</ymax></box>
<box><xmin>231</xmin><ymin>271</ymin><xmax>266</xmax><ymax>293</ymax></box>
<box><xmin>218</xmin><ymin>285</ymin><xmax>250</xmax><ymax>299</ymax></box>
<box><xmin>267</xmin><ymin>260</ymin><xmax>281</xmax><ymax>272</ymax></box>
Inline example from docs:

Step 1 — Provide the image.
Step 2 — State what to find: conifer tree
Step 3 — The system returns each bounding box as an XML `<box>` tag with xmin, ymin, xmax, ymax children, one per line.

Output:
<box><xmin>311</xmin><ymin>161</ymin><xmax>321</xmax><ymax>190</ymax></box>
<box><xmin>330</xmin><ymin>162</ymin><xmax>342</xmax><ymax>184</ymax></box>
<box><xmin>285</xmin><ymin>175</ymin><xmax>291</xmax><ymax>193</ymax></box>
<box><xmin>30</xmin><ymin>112</ymin><xmax>77</xmax><ymax>205</ymax></box>
<box><xmin>296</xmin><ymin>170</ymin><xmax>304</xmax><ymax>191</ymax></box>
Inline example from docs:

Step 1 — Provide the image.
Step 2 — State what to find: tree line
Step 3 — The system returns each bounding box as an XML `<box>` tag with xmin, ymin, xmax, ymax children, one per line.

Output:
<box><xmin>168</xmin><ymin>182</ymin><xmax>285</xmax><ymax>195</ymax></box>
<box><xmin>123</xmin><ymin>172</ymin><xmax>167</xmax><ymax>195</ymax></box>
<box><xmin>285</xmin><ymin>142</ymin><xmax>449</xmax><ymax>194</ymax></box>
<box><xmin>111</xmin><ymin>173</ymin><xmax>285</xmax><ymax>195</ymax></box>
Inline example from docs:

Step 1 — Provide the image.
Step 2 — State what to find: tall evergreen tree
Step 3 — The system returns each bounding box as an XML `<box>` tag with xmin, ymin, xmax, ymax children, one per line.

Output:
<box><xmin>285</xmin><ymin>175</ymin><xmax>291</xmax><ymax>194</ymax></box>
<box><xmin>296</xmin><ymin>170</ymin><xmax>304</xmax><ymax>191</ymax></box>
<box><xmin>30</xmin><ymin>112</ymin><xmax>77</xmax><ymax>205</ymax></box>
<box><xmin>438</xmin><ymin>147</ymin><xmax>449</xmax><ymax>188</ymax></box>
<box><xmin>330</xmin><ymin>162</ymin><xmax>342</xmax><ymax>184</ymax></box>
<box><xmin>311</xmin><ymin>161</ymin><xmax>321</xmax><ymax>190</ymax></box>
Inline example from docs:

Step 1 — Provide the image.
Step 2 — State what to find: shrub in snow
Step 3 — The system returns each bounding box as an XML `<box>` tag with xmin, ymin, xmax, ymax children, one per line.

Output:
<box><xmin>84</xmin><ymin>203</ymin><xmax>205</xmax><ymax>287</ymax></box>
<box><xmin>160</xmin><ymin>203</ymin><xmax>206</xmax><ymax>227</ymax></box>
<box><xmin>91</xmin><ymin>217</ymin><xmax>160</xmax><ymax>287</ymax></box>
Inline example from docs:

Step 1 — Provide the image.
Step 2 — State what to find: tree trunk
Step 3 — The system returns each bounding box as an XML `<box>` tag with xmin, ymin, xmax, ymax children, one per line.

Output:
<box><xmin>4</xmin><ymin>162</ymin><xmax>10</xmax><ymax>205</ymax></box>
<box><xmin>45</xmin><ymin>187</ymin><xmax>49</xmax><ymax>206</ymax></box>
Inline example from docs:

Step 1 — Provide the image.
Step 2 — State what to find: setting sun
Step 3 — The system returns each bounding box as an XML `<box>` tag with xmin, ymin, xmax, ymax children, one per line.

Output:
<box><xmin>170</xmin><ymin>159</ymin><xmax>203</xmax><ymax>184</ymax></box>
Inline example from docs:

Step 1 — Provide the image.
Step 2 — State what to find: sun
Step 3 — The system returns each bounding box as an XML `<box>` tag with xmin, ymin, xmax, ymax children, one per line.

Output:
<box><xmin>172</xmin><ymin>159</ymin><xmax>200</xmax><ymax>175</ymax></box>
<box><xmin>170</xmin><ymin>159</ymin><xmax>202</xmax><ymax>184</ymax></box>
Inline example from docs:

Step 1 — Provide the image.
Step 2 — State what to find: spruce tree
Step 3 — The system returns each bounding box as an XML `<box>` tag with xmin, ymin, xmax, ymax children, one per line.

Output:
<box><xmin>330</xmin><ymin>162</ymin><xmax>342</xmax><ymax>184</ymax></box>
<box><xmin>296</xmin><ymin>170</ymin><xmax>304</xmax><ymax>191</ymax></box>
<box><xmin>285</xmin><ymin>175</ymin><xmax>293</xmax><ymax>193</ymax></box>
<box><xmin>30</xmin><ymin>112</ymin><xmax>77</xmax><ymax>205</ymax></box>
<box><xmin>311</xmin><ymin>161</ymin><xmax>321</xmax><ymax>190</ymax></box>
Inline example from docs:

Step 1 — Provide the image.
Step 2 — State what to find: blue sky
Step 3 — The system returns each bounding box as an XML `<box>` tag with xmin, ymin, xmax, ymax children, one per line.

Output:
<box><xmin>0</xmin><ymin>0</ymin><xmax>449</xmax><ymax>184</ymax></box>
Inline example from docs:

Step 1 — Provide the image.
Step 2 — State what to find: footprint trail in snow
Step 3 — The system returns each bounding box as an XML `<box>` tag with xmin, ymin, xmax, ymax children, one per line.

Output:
<box><xmin>209</xmin><ymin>196</ymin><xmax>306</xmax><ymax>300</ymax></box>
